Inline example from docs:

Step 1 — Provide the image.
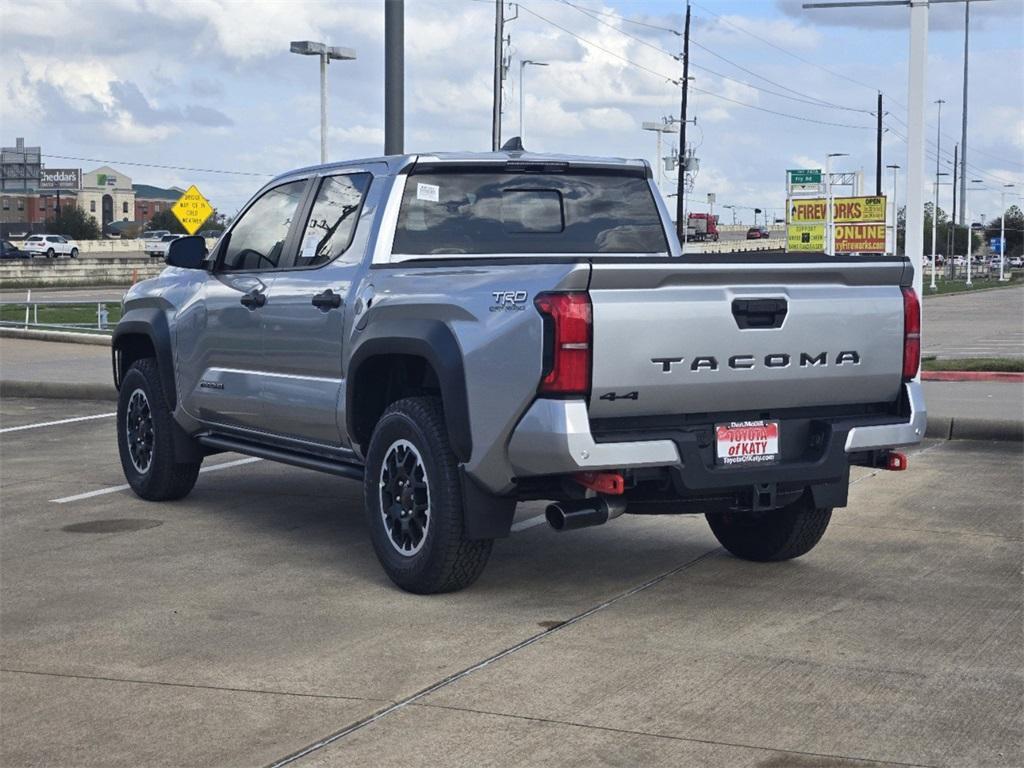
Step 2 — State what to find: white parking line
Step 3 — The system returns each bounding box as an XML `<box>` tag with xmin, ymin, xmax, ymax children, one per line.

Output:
<box><xmin>0</xmin><ymin>412</ymin><xmax>116</xmax><ymax>434</ymax></box>
<box><xmin>50</xmin><ymin>457</ymin><xmax>263</xmax><ymax>504</ymax></box>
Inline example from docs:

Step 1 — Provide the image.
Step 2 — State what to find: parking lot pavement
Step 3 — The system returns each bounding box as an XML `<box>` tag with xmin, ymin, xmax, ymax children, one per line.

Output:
<box><xmin>924</xmin><ymin>379</ymin><xmax>1024</xmax><ymax>422</ymax></box>
<box><xmin>0</xmin><ymin>337</ymin><xmax>112</xmax><ymax>388</ymax></box>
<box><xmin>923</xmin><ymin>285</ymin><xmax>1024</xmax><ymax>359</ymax></box>
<box><xmin>1</xmin><ymin>397</ymin><xmax>1020</xmax><ymax>767</ymax></box>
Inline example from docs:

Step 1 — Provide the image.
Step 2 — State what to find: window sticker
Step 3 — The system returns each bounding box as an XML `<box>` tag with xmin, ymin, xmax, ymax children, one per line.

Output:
<box><xmin>416</xmin><ymin>183</ymin><xmax>440</xmax><ymax>202</ymax></box>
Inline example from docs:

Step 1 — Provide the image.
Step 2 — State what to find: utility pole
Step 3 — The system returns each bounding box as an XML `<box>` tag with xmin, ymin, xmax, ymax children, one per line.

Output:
<box><xmin>492</xmin><ymin>0</ymin><xmax>504</xmax><ymax>151</ymax></box>
<box><xmin>384</xmin><ymin>0</ymin><xmax>404</xmax><ymax>155</ymax></box>
<box><xmin>876</xmin><ymin>92</ymin><xmax>883</xmax><ymax>196</ymax></box>
<box><xmin>675</xmin><ymin>2</ymin><xmax>691</xmax><ymax>245</ymax></box>
<box><xmin>931</xmin><ymin>99</ymin><xmax>944</xmax><ymax>290</ymax></box>
<box><xmin>957</xmin><ymin>0</ymin><xmax>969</xmax><ymax>225</ymax></box>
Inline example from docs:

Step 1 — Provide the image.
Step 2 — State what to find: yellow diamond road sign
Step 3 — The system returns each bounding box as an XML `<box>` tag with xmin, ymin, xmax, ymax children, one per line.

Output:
<box><xmin>171</xmin><ymin>185</ymin><xmax>214</xmax><ymax>235</ymax></box>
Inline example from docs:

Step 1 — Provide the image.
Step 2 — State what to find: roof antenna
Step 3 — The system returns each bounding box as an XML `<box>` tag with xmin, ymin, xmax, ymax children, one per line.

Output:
<box><xmin>501</xmin><ymin>136</ymin><xmax>524</xmax><ymax>152</ymax></box>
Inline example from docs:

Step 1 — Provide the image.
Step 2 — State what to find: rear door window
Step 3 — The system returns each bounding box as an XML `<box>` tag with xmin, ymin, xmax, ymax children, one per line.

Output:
<box><xmin>294</xmin><ymin>173</ymin><xmax>372</xmax><ymax>267</ymax></box>
<box><xmin>392</xmin><ymin>169</ymin><xmax>667</xmax><ymax>255</ymax></box>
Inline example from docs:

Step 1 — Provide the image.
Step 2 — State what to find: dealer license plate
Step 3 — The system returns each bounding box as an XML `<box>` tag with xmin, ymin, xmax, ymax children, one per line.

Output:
<box><xmin>715</xmin><ymin>420</ymin><xmax>779</xmax><ymax>466</ymax></box>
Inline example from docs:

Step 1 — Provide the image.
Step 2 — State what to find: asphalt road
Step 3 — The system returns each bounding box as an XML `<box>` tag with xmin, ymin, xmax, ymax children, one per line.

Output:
<box><xmin>923</xmin><ymin>285</ymin><xmax>1024</xmax><ymax>359</ymax></box>
<box><xmin>0</xmin><ymin>396</ymin><xmax>1020</xmax><ymax>767</ymax></box>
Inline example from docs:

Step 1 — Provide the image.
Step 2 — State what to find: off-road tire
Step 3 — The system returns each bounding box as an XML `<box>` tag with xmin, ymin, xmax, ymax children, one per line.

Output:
<box><xmin>706</xmin><ymin>492</ymin><xmax>831</xmax><ymax>562</ymax></box>
<box><xmin>364</xmin><ymin>396</ymin><xmax>492</xmax><ymax>594</ymax></box>
<box><xmin>117</xmin><ymin>358</ymin><xmax>201</xmax><ymax>501</ymax></box>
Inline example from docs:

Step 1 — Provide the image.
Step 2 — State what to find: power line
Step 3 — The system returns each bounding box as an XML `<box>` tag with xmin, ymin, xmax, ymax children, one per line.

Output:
<box><xmin>42</xmin><ymin>153</ymin><xmax>272</xmax><ymax>177</ymax></box>
<box><xmin>557</xmin><ymin>0</ymin><xmax>680</xmax><ymax>36</ymax></box>
<box><xmin>518</xmin><ymin>4</ymin><xmax>872</xmax><ymax>130</ymax></box>
<box><xmin>559</xmin><ymin>0</ymin><xmax>874</xmax><ymax>114</ymax></box>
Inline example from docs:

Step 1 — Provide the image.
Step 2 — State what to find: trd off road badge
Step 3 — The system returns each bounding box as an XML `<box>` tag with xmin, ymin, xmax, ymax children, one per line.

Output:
<box><xmin>490</xmin><ymin>290</ymin><xmax>528</xmax><ymax>312</ymax></box>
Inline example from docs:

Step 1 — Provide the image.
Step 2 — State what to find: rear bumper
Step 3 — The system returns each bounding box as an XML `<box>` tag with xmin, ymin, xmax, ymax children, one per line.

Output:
<box><xmin>507</xmin><ymin>382</ymin><xmax>925</xmax><ymax>483</ymax></box>
<box><xmin>845</xmin><ymin>381</ymin><xmax>926</xmax><ymax>451</ymax></box>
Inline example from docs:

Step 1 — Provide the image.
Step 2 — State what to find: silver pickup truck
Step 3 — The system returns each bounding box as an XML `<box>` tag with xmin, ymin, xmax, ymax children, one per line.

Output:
<box><xmin>113</xmin><ymin>150</ymin><xmax>925</xmax><ymax>594</ymax></box>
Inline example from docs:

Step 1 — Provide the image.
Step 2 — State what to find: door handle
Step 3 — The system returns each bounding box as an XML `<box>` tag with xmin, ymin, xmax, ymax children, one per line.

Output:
<box><xmin>240</xmin><ymin>290</ymin><xmax>266</xmax><ymax>310</ymax></box>
<box><xmin>312</xmin><ymin>289</ymin><xmax>343</xmax><ymax>311</ymax></box>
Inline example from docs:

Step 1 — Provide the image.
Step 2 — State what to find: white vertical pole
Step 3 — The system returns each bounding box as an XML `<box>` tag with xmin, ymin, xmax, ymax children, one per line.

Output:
<box><xmin>999</xmin><ymin>189</ymin><xmax>1008</xmax><ymax>281</ymax></box>
<box><xmin>656</xmin><ymin>130</ymin><xmax>663</xmax><ymax>192</ymax></box>
<box><xmin>825</xmin><ymin>155</ymin><xmax>834</xmax><ymax>256</ymax></box>
<box><xmin>320</xmin><ymin>53</ymin><xmax>328</xmax><ymax>164</ymax></box>
<box><xmin>930</xmin><ymin>100</ymin><xmax>942</xmax><ymax>291</ymax></box>
<box><xmin>24</xmin><ymin>289</ymin><xmax>31</xmax><ymax>329</ymax></box>
<box><xmin>965</xmin><ymin>188</ymin><xmax>973</xmax><ymax>286</ymax></box>
<box><xmin>904</xmin><ymin>0</ymin><xmax>929</xmax><ymax>302</ymax></box>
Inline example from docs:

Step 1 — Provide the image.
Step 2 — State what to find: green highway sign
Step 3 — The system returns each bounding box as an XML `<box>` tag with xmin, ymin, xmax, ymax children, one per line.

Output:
<box><xmin>788</xmin><ymin>169</ymin><xmax>822</xmax><ymax>185</ymax></box>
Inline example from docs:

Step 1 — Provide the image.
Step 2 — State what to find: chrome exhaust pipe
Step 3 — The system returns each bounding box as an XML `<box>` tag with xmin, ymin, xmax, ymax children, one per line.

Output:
<box><xmin>545</xmin><ymin>497</ymin><xmax>626</xmax><ymax>532</ymax></box>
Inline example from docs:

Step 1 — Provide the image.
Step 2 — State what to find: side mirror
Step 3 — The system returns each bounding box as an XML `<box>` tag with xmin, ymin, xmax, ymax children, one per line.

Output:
<box><xmin>166</xmin><ymin>236</ymin><xmax>207</xmax><ymax>269</ymax></box>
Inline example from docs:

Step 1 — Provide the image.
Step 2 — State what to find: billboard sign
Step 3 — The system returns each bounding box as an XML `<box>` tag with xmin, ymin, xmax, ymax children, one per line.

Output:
<box><xmin>788</xmin><ymin>196</ymin><xmax>887</xmax><ymax>224</ymax></box>
<box><xmin>39</xmin><ymin>168</ymin><xmax>81</xmax><ymax>190</ymax></box>
<box><xmin>787</xmin><ymin>224</ymin><xmax>825</xmax><ymax>252</ymax></box>
<box><xmin>835</xmin><ymin>223</ymin><xmax>886</xmax><ymax>252</ymax></box>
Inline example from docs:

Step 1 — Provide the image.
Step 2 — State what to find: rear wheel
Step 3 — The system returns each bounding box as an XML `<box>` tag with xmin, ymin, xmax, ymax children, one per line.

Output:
<box><xmin>364</xmin><ymin>396</ymin><xmax>492</xmax><ymax>594</ymax></box>
<box><xmin>117</xmin><ymin>358</ymin><xmax>201</xmax><ymax>501</ymax></box>
<box><xmin>46</xmin><ymin>248</ymin><xmax>55</xmax><ymax>258</ymax></box>
<box><xmin>706</xmin><ymin>492</ymin><xmax>831</xmax><ymax>562</ymax></box>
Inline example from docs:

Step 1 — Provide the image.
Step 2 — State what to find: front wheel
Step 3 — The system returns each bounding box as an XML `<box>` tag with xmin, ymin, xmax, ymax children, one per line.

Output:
<box><xmin>70</xmin><ymin>248</ymin><xmax>78</xmax><ymax>258</ymax></box>
<box><xmin>706</xmin><ymin>493</ymin><xmax>831</xmax><ymax>562</ymax></box>
<box><xmin>117</xmin><ymin>358</ymin><xmax>201</xmax><ymax>501</ymax></box>
<box><xmin>364</xmin><ymin>396</ymin><xmax>492</xmax><ymax>594</ymax></box>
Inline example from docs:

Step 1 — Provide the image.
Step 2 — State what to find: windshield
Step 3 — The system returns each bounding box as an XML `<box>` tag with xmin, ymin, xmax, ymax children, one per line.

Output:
<box><xmin>392</xmin><ymin>168</ymin><xmax>668</xmax><ymax>256</ymax></box>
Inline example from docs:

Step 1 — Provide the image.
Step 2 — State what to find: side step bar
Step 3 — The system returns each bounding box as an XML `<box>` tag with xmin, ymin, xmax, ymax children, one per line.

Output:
<box><xmin>198</xmin><ymin>434</ymin><xmax>365</xmax><ymax>481</ymax></box>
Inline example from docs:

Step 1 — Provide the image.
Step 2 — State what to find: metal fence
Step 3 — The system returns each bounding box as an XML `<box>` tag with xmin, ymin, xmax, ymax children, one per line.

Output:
<box><xmin>0</xmin><ymin>298</ymin><xmax>118</xmax><ymax>333</ymax></box>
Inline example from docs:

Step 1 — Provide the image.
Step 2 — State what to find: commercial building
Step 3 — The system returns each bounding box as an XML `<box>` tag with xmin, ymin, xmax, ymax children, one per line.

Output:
<box><xmin>1</xmin><ymin>137</ymin><xmax>208</xmax><ymax>238</ymax></box>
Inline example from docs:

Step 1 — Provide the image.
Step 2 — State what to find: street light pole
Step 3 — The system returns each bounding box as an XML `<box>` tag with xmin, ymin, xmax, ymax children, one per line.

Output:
<box><xmin>519</xmin><ymin>59</ymin><xmax>548</xmax><ymax>145</ymax></box>
<box><xmin>825</xmin><ymin>153</ymin><xmax>847</xmax><ymax>256</ymax></box>
<box><xmin>1000</xmin><ymin>184</ymin><xmax>1015</xmax><ymax>281</ymax></box>
<box><xmin>887</xmin><ymin>164</ymin><xmax>900</xmax><ymax>255</ymax></box>
<box><xmin>642</xmin><ymin>119</ymin><xmax>677</xmax><ymax>194</ymax></box>
<box><xmin>930</xmin><ymin>172</ymin><xmax>948</xmax><ymax>292</ymax></box>
<box><xmin>966</xmin><ymin>179</ymin><xmax>984</xmax><ymax>286</ymax></box>
<box><xmin>290</xmin><ymin>41</ymin><xmax>357</xmax><ymax>163</ymax></box>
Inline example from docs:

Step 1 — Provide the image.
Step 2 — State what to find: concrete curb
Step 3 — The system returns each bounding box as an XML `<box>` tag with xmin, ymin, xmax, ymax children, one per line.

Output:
<box><xmin>1</xmin><ymin>380</ymin><xmax>117</xmax><ymax>402</ymax></box>
<box><xmin>924</xmin><ymin>416</ymin><xmax>1023</xmax><ymax>443</ymax></box>
<box><xmin>0</xmin><ymin>327</ymin><xmax>112</xmax><ymax>346</ymax></box>
<box><xmin>922</xmin><ymin>282</ymin><xmax>1021</xmax><ymax>299</ymax></box>
<box><xmin>922</xmin><ymin>370</ymin><xmax>1024</xmax><ymax>383</ymax></box>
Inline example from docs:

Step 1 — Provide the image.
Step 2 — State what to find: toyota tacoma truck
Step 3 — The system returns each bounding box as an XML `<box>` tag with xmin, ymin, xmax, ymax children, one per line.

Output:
<box><xmin>112</xmin><ymin>150</ymin><xmax>925</xmax><ymax>594</ymax></box>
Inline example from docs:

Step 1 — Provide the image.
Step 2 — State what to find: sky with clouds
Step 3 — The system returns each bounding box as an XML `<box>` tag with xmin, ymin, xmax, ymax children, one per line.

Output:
<box><xmin>1</xmin><ymin>0</ymin><xmax>1021</xmax><ymax>224</ymax></box>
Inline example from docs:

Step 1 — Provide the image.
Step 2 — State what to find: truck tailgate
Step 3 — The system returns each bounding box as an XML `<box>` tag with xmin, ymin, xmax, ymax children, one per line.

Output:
<box><xmin>587</xmin><ymin>259</ymin><xmax>908</xmax><ymax>419</ymax></box>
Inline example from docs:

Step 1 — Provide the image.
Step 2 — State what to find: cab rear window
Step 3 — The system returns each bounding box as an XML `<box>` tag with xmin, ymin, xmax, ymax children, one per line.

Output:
<box><xmin>392</xmin><ymin>168</ymin><xmax>667</xmax><ymax>255</ymax></box>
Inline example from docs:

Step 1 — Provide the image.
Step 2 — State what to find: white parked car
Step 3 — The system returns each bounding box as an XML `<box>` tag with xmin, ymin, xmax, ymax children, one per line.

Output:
<box><xmin>146</xmin><ymin>234</ymin><xmax>182</xmax><ymax>258</ymax></box>
<box><xmin>22</xmin><ymin>234</ymin><xmax>79</xmax><ymax>259</ymax></box>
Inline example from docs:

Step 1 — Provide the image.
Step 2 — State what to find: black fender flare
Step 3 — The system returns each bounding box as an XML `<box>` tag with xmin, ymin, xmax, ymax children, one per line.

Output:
<box><xmin>346</xmin><ymin>318</ymin><xmax>472</xmax><ymax>463</ymax></box>
<box><xmin>112</xmin><ymin>307</ymin><xmax>177</xmax><ymax>411</ymax></box>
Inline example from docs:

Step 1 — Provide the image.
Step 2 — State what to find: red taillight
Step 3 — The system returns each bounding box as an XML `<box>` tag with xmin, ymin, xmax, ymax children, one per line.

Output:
<box><xmin>901</xmin><ymin>287</ymin><xmax>921</xmax><ymax>380</ymax></box>
<box><xmin>535</xmin><ymin>292</ymin><xmax>592</xmax><ymax>395</ymax></box>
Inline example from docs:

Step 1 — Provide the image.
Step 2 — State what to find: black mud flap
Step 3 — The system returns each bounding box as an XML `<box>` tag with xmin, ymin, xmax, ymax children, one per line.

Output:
<box><xmin>460</xmin><ymin>470</ymin><xmax>517</xmax><ymax>539</ymax></box>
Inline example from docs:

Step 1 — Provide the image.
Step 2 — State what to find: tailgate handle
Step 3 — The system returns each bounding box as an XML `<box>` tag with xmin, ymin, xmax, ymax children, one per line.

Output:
<box><xmin>732</xmin><ymin>298</ymin><xmax>787</xmax><ymax>329</ymax></box>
